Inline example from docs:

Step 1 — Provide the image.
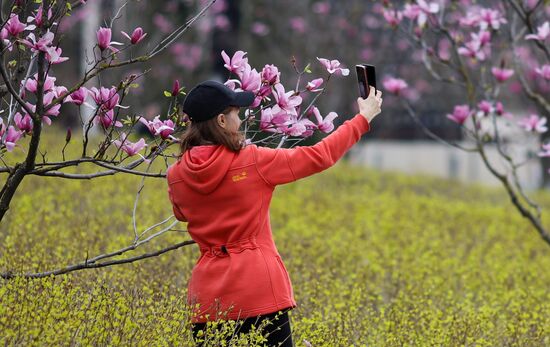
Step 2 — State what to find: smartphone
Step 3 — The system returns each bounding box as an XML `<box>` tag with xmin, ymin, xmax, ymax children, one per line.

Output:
<box><xmin>355</xmin><ymin>64</ymin><xmax>377</xmax><ymax>98</ymax></box>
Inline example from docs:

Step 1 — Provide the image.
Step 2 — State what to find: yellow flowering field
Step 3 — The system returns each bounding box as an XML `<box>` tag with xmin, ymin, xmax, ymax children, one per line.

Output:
<box><xmin>1</xmin><ymin>132</ymin><xmax>550</xmax><ymax>346</ymax></box>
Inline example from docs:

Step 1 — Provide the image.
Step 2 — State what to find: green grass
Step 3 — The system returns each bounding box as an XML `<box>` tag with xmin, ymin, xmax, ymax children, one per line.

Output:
<box><xmin>1</xmin><ymin>130</ymin><xmax>550</xmax><ymax>346</ymax></box>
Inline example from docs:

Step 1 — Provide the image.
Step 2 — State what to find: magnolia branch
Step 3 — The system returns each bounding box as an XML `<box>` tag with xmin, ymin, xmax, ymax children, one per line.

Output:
<box><xmin>148</xmin><ymin>0</ymin><xmax>217</xmax><ymax>59</ymax></box>
<box><xmin>1</xmin><ymin>212</ymin><xmax>192</xmax><ymax>280</ymax></box>
<box><xmin>28</xmin><ymin>142</ymin><xmax>174</xmax><ymax>178</ymax></box>
<box><xmin>401</xmin><ymin>100</ymin><xmax>477</xmax><ymax>152</ymax></box>
<box><xmin>1</xmin><ymin>235</ymin><xmax>197</xmax><ymax>279</ymax></box>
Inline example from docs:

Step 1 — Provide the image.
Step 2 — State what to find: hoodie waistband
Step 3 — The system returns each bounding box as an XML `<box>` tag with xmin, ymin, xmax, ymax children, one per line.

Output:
<box><xmin>200</xmin><ymin>236</ymin><xmax>259</xmax><ymax>258</ymax></box>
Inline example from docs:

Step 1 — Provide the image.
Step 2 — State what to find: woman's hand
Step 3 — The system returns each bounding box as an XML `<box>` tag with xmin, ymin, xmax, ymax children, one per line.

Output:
<box><xmin>357</xmin><ymin>86</ymin><xmax>383</xmax><ymax>123</ymax></box>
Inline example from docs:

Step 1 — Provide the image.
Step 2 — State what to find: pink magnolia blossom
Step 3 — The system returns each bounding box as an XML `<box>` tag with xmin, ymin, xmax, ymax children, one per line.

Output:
<box><xmin>494</xmin><ymin>102</ymin><xmax>513</xmax><ymax>120</ymax></box>
<box><xmin>402</xmin><ymin>0</ymin><xmax>439</xmax><ymax>27</ymax></box>
<box><xmin>517</xmin><ymin>114</ymin><xmax>548</xmax><ymax>133</ymax></box>
<box><xmin>316</xmin><ymin>57</ymin><xmax>350</xmax><ymax>76</ymax></box>
<box><xmin>139</xmin><ymin>115</ymin><xmax>175</xmax><ymax>139</ymax></box>
<box><xmin>537</xmin><ymin>143</ymin><xmax>550</xmax><ymax>157</ymax></box>
<box><xmin>66</xmin><ymin>87</ymin><xmax>88</xmax><ymax>105</ymax></box>
<box><xmin>43</xmin><ymin>92</ymin><xmax>61</xmax><ymax>122</ymax></box>
<box><xmin>26</xmin><ymin>5</ymin><xmax>52</xmax><ymax>28</ymax></box>
<box><xmin>260</xmin><ymin>106</ymin><xmax>292</xmax><ymax>133</ymax></box>
<box><xmin>261</xmin><ymin>64</ymin><xmax>280</xmax><ymax>85</ymax></box>
<box><xmin>458</xmin><ymin>30</ymin><xmax>492</xmax><ymax>61</ymax></box>
<box><xmin>20</xmin><ymin>31</ymin><xmax>54</xmax><ymax>52</ymax></box>
<box><xmin>306</xmin><ymin>78</ymin><xmax>324</xmax><ymax>92</ymax></box>
<box><xmin>403</xmin><ymin>4</ymin><xmax>422</xmax><ymax>21</ymax></box>
<box><xmin>477</xmin><ymin>100</ymin><xmax>493</xmax><ymax>116</ymax></box>
<box><xmin>113</xmin><ymin>133</ymin><xmax>147</xmax><ymax>157</ymax></box>
<box><xmin>382</xmin><ymin>8</ymin><xmax>403</xmax><ymax>27</ymax></box>
<box><xmin>251</xmin><ymin>85</ymin><xmax>271</xmax><ymax>107</ymax></box>
<box><xmin>250</xmin><ymin>95</ymin><xmax>263</xmax><ymax>108</ymax></box>
<box><xmin>446</xmin><ymin>105</ymin><xmax>472</xmax><ymax>125</ymax></box>
<box><xmin>251</xmin><ymin>22</ymin><xmax>269</xmax><ymax>36</ymax></box>
<box><xmin>0</xmin><ymin>28</ymin><xmax>9</xmax><ymax>49</ymax></box>
<box><xmin>459</xmin><ymin>11</ymin><xmax>480</xmax><ymax>28</ymax></box>
<box><xmin>53</xmin><ymin>86</ymin><xmax>69</xmax><ymax>101</ymax></box>
<box><xmin>96</xmin><ymin>27</ymin><xmax>123</xmax><ymax>52</ymax></box>
<box><xmin>525</xmin><ymin>21</ymin><xmax>549</xmax><ymax>41</ymax></box>
<box><xmin>224</xmin><ymin>80</ymin><xmax>237</xmax><ymax>90</ymax></box>
<box><xmin>6</xmin><ymin>14</ymin><xmax>29</xmax><ymax>36</ymax></box>
<box><xmin>311</xmin><ymin>106</ymin><xmax>338</xmax><ymax>133</ymax></box>
<box><xmin>23</xmin><ymin>92</ymin><xmax>60</xmax><ymax>126</ymax></box>
<box><xmin>272</xmin><ymin>83</ymin><xmax>302</xmax><ymax>114</ymax></box>
<box><xmin>495</xmin><ymin>102</ymin><xmax>505</xmax><ymax>116</ymax></box>
<box><xmin>383</xmin><ymin>77</ymin><xmax>408</xmax><ymax>95</ymax></box>
<box><xmin>535</xmin><ymin>65</ymin><xmax>550</xmax><ymax>80</ymax></box>
<box><xmin>289</xmin><ymin>17</ymin><xmax>307</xmax><ymax>33</ymax></box>
<box><xmin>24</xmin><ymin>73</ymin><xmax>56</xmax><ymax>94</ymax></box>
<box><xmin>312</xmin><ymin>2</ymin><xmax>330</xmax><ymax>15</ymax></box>
<box><xmin>284</xmin><ymin>118</ymin><xmax>317</xmax><ymax>137</ymax></box>
<box><xmin>121</xmin><ymin>27</ymin><xmax>147</xmax><ymax>44</ymax></box>
<box><xmin>96</xmin><ymin>109</ymin><xmax>122</xmax><ymax>128</ymax></box>
<box><xmin>257</xmin><ymin>84</ymin><xmax>272</xmax><ymax>98</ymax></box>
<box><xmin>90</xmin><ymin>86</ymin><xmax>120</xmax><ymax>110</ymax></box>
<box><xmin>221</xmin><ymin>50</ymin><xmax>248</xmax><ymax>75</ymax></box>
<box><xmin>3</xmin><ymin>126</ymin><xmax>22</xmax><ymax>152</ymax></box>
<box><xmin>478</xmin><ymin>8</ymin><xmax>507</xmax><ymax>30</ymax></box>
<box><xmin>416</xmin><ymin>0</ymin><xmax>440</xmax><ymax>25</ymax></box>
<box><xmin>238</xmin><ymin>64</ymin><xmax>261</xmax><ymax>93</ymax></box>
<box><xmin>14</xmin><ymin>112</ymin><xmax>33</xmax><ymax>134</ymax></box>
<box><xmin>45</xmin><ymin>46</ymin><xmax>69</xmax><ymax>64</ymax></box>
<box><xmin>491</xmin><ymin>67</ymin><xmax>514</xmax><ymax>83</ymax></box>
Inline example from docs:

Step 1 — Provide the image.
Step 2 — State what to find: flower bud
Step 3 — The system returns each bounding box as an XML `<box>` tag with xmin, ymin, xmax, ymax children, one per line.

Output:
<box><xmin>172</xmin><ymin>80</ymin><xmax>180</xmax><ymax>97</ymax></box>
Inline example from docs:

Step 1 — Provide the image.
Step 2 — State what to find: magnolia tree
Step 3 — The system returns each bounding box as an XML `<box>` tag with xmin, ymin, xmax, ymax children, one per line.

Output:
<box><xmin>0</xmin><ymin>0</ymin><xmax>351</xmax><ymax>279</ymax></box>
<box><xmin>378</xmin><ymin>0</ymin><xmax>550</xmax><ymax>245</ymax></box>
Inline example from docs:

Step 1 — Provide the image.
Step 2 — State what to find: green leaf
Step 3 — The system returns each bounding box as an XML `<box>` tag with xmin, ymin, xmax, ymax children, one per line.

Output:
<box><xmin>163</xmin><ymin>91</ymin><xmax>172</xmax><ymax>97</ymax></box>
<box><xmin>8</xmin><ymin>60</ymin><xmax>17</xmax><ymax>68</ymax></box>
<box><xmin>66</xmin><ymin>2</ymin><xmax>72</xmax><ymax>11</ymax></box>
<box><xmin>129</xmin><ymin>83</ymin><xmax>139</xmax><ymax>89</ymax></box>
<box><xmin>304</xmin><ymin>63</ymin><xmax>312</xmax><ymax>74</ymax></box>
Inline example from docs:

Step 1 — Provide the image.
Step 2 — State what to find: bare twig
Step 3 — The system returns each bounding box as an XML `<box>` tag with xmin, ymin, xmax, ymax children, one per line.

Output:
<box><xmin>147</xmin><ymin>0</ymin><xmax>217</xmax><ymax>59</ymax></box>
<box><xmin>1</xmin><ymin>237</ymin><xmax>195</xmax><ymax>279</ymax></box>
<box><xmin>402</xmin><ymin>100</ymin><xmax>478</xmax><ymax>152</ymax></box>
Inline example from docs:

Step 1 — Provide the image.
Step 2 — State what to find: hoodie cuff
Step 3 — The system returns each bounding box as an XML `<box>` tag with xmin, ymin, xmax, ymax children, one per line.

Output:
<box><xmin>354</xmin><ymin>113</ymin><xmax>371</xmax><ymax>133</ymax></box>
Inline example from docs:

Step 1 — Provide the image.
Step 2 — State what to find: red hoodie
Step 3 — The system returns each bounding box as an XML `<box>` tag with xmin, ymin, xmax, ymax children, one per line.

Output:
<box><xmin>166</xmin><ymin>114</ymin><xmax>370</xmax><ymax>323</ymax></box>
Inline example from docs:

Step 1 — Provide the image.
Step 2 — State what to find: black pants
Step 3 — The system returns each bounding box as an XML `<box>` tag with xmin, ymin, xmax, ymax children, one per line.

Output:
<box><xmin>191</xmin><ymin>308</ymin><xmax>293</xmax><ymax>346</ymax></box>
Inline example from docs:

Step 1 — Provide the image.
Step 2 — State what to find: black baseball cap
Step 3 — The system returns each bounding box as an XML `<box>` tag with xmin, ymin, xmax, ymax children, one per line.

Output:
<box><xmin>182</xmin><ymin>80</ymin><xmax>255</xmax><ymax>122</ymax></box>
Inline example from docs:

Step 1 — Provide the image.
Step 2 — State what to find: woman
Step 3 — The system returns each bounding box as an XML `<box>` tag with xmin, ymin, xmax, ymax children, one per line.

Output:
<box><xmin>166</xmin><ymin>80</ymin><xmax>382</xmax><ymax>346</ymax></box>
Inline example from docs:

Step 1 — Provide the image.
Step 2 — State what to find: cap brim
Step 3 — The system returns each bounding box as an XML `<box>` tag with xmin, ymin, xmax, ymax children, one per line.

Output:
<box><xmin>231</xmin><ymin>91</ymin><xmax>255</xmax><ymax>107</ymax></box>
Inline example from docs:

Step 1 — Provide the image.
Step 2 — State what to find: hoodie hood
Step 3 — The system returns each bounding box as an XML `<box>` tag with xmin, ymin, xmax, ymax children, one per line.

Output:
<box><xmin>176</xmin><ymin>145</ymin><xmax>236</xmax><ymax>194</ymax></box>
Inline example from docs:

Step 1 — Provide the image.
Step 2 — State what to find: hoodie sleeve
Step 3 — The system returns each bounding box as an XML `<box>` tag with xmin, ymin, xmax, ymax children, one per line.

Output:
<box><xmin>168</xmin><ymin>185</ymin><xmax>187</xmax><ymax>222</ymax></box>
<box><xmin>166</xmin><ymin>166</ymin><xmax>188</xmax><ymax>222</ymax></box>
<box><xmin>254</xmin><ymin>114</ymin><xmax>370</xmax><ymax>186</ymax></box>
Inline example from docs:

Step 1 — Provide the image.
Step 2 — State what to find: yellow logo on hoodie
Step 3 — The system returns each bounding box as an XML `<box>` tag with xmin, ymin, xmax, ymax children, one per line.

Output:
<box><xmin>232</xmin><ymin>171</ymin><xmax>248</xmax><ymax>182</ymax></box>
